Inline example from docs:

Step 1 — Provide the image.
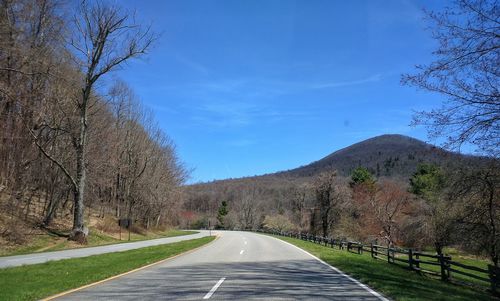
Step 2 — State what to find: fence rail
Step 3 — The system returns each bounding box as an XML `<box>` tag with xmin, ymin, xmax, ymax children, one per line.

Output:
<box><xmin>257</xmin><ymin>229</ymin><xmax>500</xmax><ymax>296</ymax></box>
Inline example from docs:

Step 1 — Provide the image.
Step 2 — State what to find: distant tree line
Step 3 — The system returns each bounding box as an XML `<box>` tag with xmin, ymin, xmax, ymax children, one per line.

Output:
<box><xmin>184</xmin><ymin>161</ymin><xmax>499</xmax><ymax>266</ymax></box>
<box><xmin>0</xmin><ymin>0</ymin><xmax>186</xmax><ymax>243</ymax></box>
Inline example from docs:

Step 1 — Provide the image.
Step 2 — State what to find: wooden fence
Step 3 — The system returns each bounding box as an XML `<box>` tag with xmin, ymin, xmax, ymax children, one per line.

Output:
<box><xmin>259</xmin><ymin>229</ymin><xmax>500</xmax><ymax>296</ymax></box>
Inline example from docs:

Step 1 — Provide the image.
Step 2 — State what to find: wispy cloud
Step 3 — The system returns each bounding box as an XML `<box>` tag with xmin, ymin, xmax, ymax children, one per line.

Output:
<box><xmin>174</xmin><ymin>54</ymin><xmax>210</xmax><ymax>75</ymax></box>
<box><xmin>310</xmin><ymin>74</ymin><xmax>383</xmax><ymax>89</ymax></box>
<box><xmin>160</xmin><ymin>73</ymin><xmax>384</xmax><ymax>97</ymax></box>
<box><xmin>191</xmin><ymin>101</ymin><xmax>261</xmax><ymax>127</ymax></box>
<box><xmin>159</xmin><ymin>73</ymin><xmax>385</xmax><ymax>128</ymax></box>
<box><xmin>193</xmin><ymin>74</ymin><xmax>384</xmax><ymax>95</ymax></box>
<box><xmin>187</xmin><ymin>99</ymin><xmax>317</xmax><ymax>128</ymax></box>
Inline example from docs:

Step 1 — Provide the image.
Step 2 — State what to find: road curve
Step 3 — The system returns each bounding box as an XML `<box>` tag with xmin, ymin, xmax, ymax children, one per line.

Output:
<box><xmin>0</xmin><ymin>231</ymin><xmax>209</xmax><ymax>268</ymax></box>
<box><xmin>52</xmin><ymin>231</ymin><xmax>388</xmax><ymax>301</ymax></box>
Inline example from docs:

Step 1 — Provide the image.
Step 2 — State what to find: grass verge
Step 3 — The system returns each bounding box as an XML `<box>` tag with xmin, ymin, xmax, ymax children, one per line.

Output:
<box><xmin>273</xmin><ymin>236</ymin><xmax>497</xmax><ymax>301</ymax></box>
<box><xmin>0</xmin><ymin>236</ymin><xmax>215</xmax><ymax>301</ymax></box>
<box><xmin>0</xmin><ymin>229</ymin><xmax>198</xmax><ymax>257</ymax></box>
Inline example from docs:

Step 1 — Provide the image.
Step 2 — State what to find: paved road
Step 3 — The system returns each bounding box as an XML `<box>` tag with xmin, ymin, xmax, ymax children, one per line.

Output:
<box><xmin>0</xmin><ymin>231</ymin><xmax>209</xmax><ymax>268</ymax></box>
<box><xmin>53</xmin><ymin>231</ymin><xmax>388</xmax><ymax>301</ymax></box>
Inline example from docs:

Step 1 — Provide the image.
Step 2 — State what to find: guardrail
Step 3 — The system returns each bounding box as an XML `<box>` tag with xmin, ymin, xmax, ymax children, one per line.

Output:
<box><xmin>257</xmin><ymin>229</ymin><xmax>500</xmax><ymax>296</ymax></box>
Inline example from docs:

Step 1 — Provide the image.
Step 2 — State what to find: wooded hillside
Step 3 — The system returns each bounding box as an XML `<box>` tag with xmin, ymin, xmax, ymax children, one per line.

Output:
<box><xmin>184</xmin><ymin>135</ymin><xmax>498</xmax><ymax>265</ymax></box>
<box><xmin>0</xmin><ymin>0</ymin><xmax>186</xmax><ymax>244</ymax></box>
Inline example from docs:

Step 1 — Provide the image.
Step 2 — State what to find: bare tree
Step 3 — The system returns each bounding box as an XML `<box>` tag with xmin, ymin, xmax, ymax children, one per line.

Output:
<box><xmin>263</xmin><ymin>214</ymin><xmax>296</xmax><ymax>232</ymax></box>
<box><xmin>402</xmin><ymin>0</ymin><xmax>499</xmax><ymax>156</ymax></box>
<box><xmin>375</xmin><ymin>181</ymin><xmax>412</xmax><ymax>246</ymax></box>
<box><xmin>451</xmin><ymin>163</ymin><xmax>500</xmax><ymax>266</ymax></box>
<box><xmin>313</xmin><ymin>170</ymin><xmax>348</xmax><ymax>237</ymax></box>
<box><xmin>30</xmin><ymin>0</ymin><xmax>155</xmax><ymax>242</ymax></box>
<box><xmin>0</xmin><ymin>1</ymin><xmax>191</xmax><ymax>248</ymax></box>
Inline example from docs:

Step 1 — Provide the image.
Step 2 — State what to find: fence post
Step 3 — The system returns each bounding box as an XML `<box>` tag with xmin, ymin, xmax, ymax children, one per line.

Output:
<box><xmin>371</xmin><ymin>244</ymin><xmax>375</xmax><ymax>259</ymax></box>
<box><xmin>415</xmin><ymin>253</ymin><xmax>420</xmax><ymax>270</ymax></box>
<box><xmin>387</xmin><ymin>247</ymin><xmax>391</xmax><ymax>264</ymax></box>
<box><xmin>439</xmin><ymin>253</ymin><xmax>449</xmax><ymax>281</ymax></box>
<box><xmin>408</xmin><ymin>249</ymin><xmax>413</xmax><ymax>270</ymax></box>
<box><xmin>489</xmin><ymin>265</ymin><xmax>500</xmax><ymax>296</ymax></box>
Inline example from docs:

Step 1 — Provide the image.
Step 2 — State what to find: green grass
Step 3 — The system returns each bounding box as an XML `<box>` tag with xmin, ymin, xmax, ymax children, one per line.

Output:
<box><xmin>125</xmin><ymin>229</ymin><xmax>198</xmax><ymax>242</ymax></box>
<box><xmin>0</xmin><ymin>229</ymin><xmax>199</xmax><ymax>257</ymax></box>
<box><xmin>399</xmin><ymin>251</ymin><xmax>491</xmax><ymax>288</ymax></box>
<box><xmin>0</xmin><ymin>236</ymin><xmax>215</xmax><ymax>301</ymax></box>
<box><xmin>383</xmin><ymin>245</ymin><xmax>492</xmax><ymax>288</ymax></box>
<box><xmin>273</xmin><ymin>236</ymin><xmax>497</xmax><ymax>301</ymax></box>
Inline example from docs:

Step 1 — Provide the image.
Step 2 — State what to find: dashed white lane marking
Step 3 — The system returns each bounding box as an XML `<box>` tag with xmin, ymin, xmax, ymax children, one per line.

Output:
<box><xmin>240</xmin><ymin>250</ymin><xmax>245</xmax><ymax>255</ymax></box>
<box><xmin>203</xmin><ymin>277</ymin><xmax>226</xmax><ymax>299</ymax></box>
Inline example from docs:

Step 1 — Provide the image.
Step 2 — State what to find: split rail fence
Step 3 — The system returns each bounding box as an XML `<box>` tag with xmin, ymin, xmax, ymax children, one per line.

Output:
<box><xmin>257</xmin><ymin>229</ymin><xmax>500</xmax><ymax>296</ymax></box>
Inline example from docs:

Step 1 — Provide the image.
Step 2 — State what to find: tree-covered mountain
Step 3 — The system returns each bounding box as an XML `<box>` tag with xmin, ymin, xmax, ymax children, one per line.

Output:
<box><xmin>183</xmin><ymin>134</ymin><xmax>491</xmax><ymax>231</ymax></box>
<box><xmin>274</xmin><ymin>134</ymin><xmax>487</xmax><ymax>180</ymax></box>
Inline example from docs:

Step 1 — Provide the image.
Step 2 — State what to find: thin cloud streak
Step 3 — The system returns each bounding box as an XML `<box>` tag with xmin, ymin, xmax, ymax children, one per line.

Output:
<box><xmin>174</xmin><ymin>54</ymin><xmax>210</xmax><ymax>75</ymax></box>
<box><xmin>158</xmin><ymin>73</ymin><xmax>384</xmax><ymax>97</ymax></box>
<box><xmin>310</xmin><ymin>74</ymin><xmax>383</xmax><ymax>89</ymax></box>
<box><xmin>147</xmin><ymin>74</ymin><xmax>385</xmax><ymax>128</ymax></box>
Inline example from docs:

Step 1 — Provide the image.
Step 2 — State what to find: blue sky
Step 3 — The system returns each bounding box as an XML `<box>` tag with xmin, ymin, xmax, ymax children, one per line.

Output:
<box><xmin>116</xmin><ymin>0</ymin><xmax>451</xmax><ymax>183</ymax></box>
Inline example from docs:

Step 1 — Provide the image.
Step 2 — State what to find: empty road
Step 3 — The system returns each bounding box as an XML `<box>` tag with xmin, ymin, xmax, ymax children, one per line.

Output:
<box><xmin>0</xmin><ymin>231</ymin><xmax>209</xmax><ymax>268</ymax></box>
<box><xmin>52</xmin><ymin>231</ymin><xmax>388</xmax><ymax>300</ymax></box>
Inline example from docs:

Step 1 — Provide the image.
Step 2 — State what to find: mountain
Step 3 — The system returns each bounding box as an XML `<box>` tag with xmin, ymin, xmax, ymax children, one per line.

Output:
<box><xmin>184</xmin><ymin>134</ymin><xmax>490</xmax><ymax>226</ymax></box>
<box><xmin>189</xmin><ymin>134</ymin><xmax>489</xmax><ymax>190</ymax></box>
<box><xmin>273</xmin><ymin>134</ymin><xmax>485</xmax><ymax>180</ymax></box>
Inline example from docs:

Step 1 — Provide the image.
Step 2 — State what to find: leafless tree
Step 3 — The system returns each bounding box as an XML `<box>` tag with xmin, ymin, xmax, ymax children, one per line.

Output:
<box><xmin>313</xmin><ymin>170</ymin><xmax>349</xmax><ymax>237</ymax></box>
<box><xmin>0</xmin><ymin>0</ymin><xmax>189</xmax><ymax>247</ymax></box>
<box><xmin>451</xmin><ymin>163</ymin><xmax>500</xmax><ymax>266</ymax></box>
<box><xmin>372</xmin><ymin>181</ymin><xmax>412</xmax><ymax>246</ymax></box>
<box><xmin>263</xmin><ymin>214</ymin><xmax>296</xmax><ymax>232</ymax></box>
<box><xmin>29</xmin><ymin>0</ymin><xmax>155</xmax><ymax>242</ymax></box>
<box><xmin>402</xmin><ymin>0</ymin><xmax>499</xmax><ymax>156</ymax></box>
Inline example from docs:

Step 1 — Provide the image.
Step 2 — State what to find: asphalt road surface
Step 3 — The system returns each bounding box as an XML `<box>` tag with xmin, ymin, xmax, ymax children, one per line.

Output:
<box><xmin>53</xmin><ymin>231</ymin><xmax>388</xmax><ymax>301</ymax></box>
<box><xmin>0</xmin><ymin>231</ymin><xmax>209</xmax><ymax>268</ymax></box>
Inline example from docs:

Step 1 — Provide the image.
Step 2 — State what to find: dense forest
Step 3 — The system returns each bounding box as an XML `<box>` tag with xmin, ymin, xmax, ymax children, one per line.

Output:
<box><xmin>0</xmin><ymin>0</ymin><xmax>186</xmax><ymax>243</ymax></box>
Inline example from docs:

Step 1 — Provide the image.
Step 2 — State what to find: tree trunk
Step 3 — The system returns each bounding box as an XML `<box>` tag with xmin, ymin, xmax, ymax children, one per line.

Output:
<box><xmin>156</xmin><ymin>213</ymin><xmax>162</xmax><ymax>227</ymax></box>
<box><xmin>43</xmin><ymin>192</ymin><xmax>59</xmax><ymax>226</ymax></box>
<box><xmin>70</xmin><ymin>177</ymin><xmax>87</xmax><ymax>243</ymax></box>
<box><xmin>69</xmin><ymin>107</ymin><xmax>88</xmax><ymax>243</ymax></box>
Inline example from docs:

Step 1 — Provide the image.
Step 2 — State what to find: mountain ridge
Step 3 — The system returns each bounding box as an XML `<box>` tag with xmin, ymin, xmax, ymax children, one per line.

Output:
<box><xmin>275</xmin><ymin>133</ymin><xmax>474</xmax><ymax>179</ymax></box>
<box><xmin>193</xmin><ymin>134</ymin><xmax>487</xmax><ymax>185</ymax></box>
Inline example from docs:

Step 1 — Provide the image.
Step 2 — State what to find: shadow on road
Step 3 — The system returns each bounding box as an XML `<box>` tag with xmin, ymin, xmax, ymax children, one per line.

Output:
<box><xmin>58</xmin><ymin>259</ymin><xmax>382</xmax><ymax>300</ymax></box>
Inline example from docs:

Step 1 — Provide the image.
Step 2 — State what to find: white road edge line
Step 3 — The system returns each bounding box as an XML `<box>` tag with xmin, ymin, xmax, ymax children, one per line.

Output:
<box><xmin>240</xmin><ymin>250</ymin><xmax>245</xmax><ymax>254</ymax></box>
<box><xmin>274</xmin><ymin>238</ymin><xmax>390</xmax><ymax>301</ymax></box>
<box><xmin>203</xmin><ymin>277</ymin><xmax>226</xmax><ymax>299</ymax></box>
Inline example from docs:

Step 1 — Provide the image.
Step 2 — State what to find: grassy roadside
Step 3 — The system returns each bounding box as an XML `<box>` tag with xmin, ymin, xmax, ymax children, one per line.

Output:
<box><xmin>0</xmin><ymin>229</ymin><xmax>198</xmax><ymax>257</ymax></box>
<box><xmin>273</xmin><ymin>235</ymin><xmax>496</xmax><ymax>301</ymax></box>
<box><xmin>0</xmin><ymin>236</ymin><xmax>215</xmax><ymax>301</ymax></box>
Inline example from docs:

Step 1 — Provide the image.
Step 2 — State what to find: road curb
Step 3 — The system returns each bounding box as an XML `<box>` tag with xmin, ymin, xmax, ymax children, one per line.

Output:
<box><xmin>41</xmin><ymin>235</ymin><xmax>220</xmax><ymax>301</ymax></box>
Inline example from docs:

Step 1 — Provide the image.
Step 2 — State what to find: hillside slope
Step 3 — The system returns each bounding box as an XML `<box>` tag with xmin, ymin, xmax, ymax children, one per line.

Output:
<box><xmin>274</xmin><ymin>134</ymin><xmax>484</xmax><ymax>179</ymax></box>
<box><xmin>183</xmin><ymin>134</ymin><xmax>490</xmax><ymax>230</ymax></box>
